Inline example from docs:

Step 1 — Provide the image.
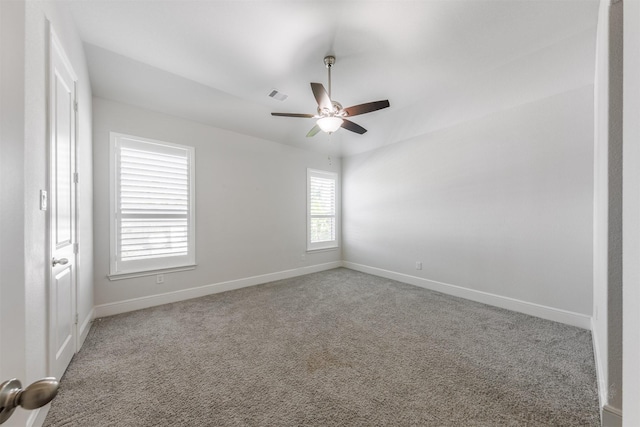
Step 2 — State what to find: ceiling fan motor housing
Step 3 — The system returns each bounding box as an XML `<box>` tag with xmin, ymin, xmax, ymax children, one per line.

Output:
<box><xmin>317</xmin><ymin>101</ymin><xmax>343</xmax><ymax>118</ymax></box>
<box><xmin>324</xmin><ymin>56</ymin><xmax>335</xmax><ymax>68</ymax></box>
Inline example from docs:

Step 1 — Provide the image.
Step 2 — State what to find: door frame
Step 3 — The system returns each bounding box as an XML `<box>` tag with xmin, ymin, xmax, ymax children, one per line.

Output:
<box><xmin>0</xmin><ymin>0</ymin><xmax>28</xmax><ymax>384</ymax></box>
<box><xmin>46</xmin><ymin>22</ymin><xmax>79</xmax><ymax>377</ymax></box>
<box><xmin>0</xmin><ymin>1</ymin><xmax>30</xmax><ymax>424</ymax></box>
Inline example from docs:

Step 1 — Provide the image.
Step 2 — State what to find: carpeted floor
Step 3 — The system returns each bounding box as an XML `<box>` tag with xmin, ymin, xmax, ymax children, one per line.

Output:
<box><xmin>44</xmin><ymin>268</ymin><xmax>600</xmax><ymax>426</ymax></box>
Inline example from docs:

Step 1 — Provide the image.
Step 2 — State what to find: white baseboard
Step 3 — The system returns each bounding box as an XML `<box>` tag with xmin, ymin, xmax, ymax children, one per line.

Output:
<box><xmin>602</xmin><ymin>404</ymin><xmax>622</xmax><ymax>427</ymax></box>
<box><xmin>77</xmin><ymin>308</ymin><xmax>94</xmax><ymax>350</ymax></box>
<box><xmin>591</xmin><ymin>317</ymin><xmax>608</xmax><ymax>411</ymax></box>
<box><xmin>343</xmin><ymin>262</ymin><xmax>591</xmax><ymax>329</ymax></box>
<box><xmin>28</xmin><ymin>405</ymin><xmax>49</xmax><ymax>427</ymax></box>
<box><xmin>94</xmin><ymin>262</ymin><xmax>343</xmax><ymax>318</ymax></box>
<box><xmin>591</xmin><ymin>321</ymin><xmax>623</xmax><ymax>426</ymax></box>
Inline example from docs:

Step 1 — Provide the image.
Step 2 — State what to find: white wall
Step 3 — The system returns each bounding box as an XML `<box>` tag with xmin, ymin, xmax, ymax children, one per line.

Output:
<box><xmin>0</xmin><ymin>1</ymin><xmax>28</xmax><ymax>424</ymax></box>
<box><xmin>92</xmin><ymin>97</ymin><xmax>340</xmax><ymax>311</ymax></box>
<box><xmin>343</xmin><ymin>85</ymin><xmax>594</xmax><ymax>325</ymax></box>
<box><xmin>0</xmin><ymin>1</ymin><xmax>93</xmax><ymax>425</ymax></box>
<box><xmin>593</xmin><ymin>0</ymin><xmax>623</xmax><ymax>422</ymax></box>
<box><xmin>623</xmin><ymin>1</ymin><xmax>640</xmax><ymax>425</ymax></box>
<box><xmin>605</xmin><ymin>0</ymin><xmax>623</xmax><ymax>416</ymax></box>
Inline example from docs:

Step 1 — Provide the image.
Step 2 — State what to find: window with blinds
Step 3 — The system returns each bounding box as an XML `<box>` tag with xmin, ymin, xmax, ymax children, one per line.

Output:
<box><xmin>110</xmin><ymin>133</ymin><xmax>195</xmax><ymax>276</ymax></box>
<box><xmin>307</xmin><ymin>169</ymin><xmax>338</xmax><ymax>250</ymax></box>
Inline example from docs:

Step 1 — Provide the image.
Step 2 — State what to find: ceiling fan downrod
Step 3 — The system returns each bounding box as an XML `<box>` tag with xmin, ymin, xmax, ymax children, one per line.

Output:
<box><xmin>324</xmin><ymin>56</ymin><xmax>335</xmax><ymax>99</ymax></box>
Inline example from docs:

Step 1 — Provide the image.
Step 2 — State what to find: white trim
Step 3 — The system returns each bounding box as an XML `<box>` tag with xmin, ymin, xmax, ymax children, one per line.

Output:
<box><xmin>591</xmin><ymin>317</ymin><xmax>608</xmax><ymax>411</ymax></box>
<box><xmin>48</xmin><ymin>29</ymin><xmax>77</xmax><ymax>81</ymax></box>
<box><xmin>109</xmin><ymin>131</ymin><xmax>117</xmax><ymax>275</ymax></box>
<box><xmin>623</xmin><ymin>1</ymin><xmax>640</xmax><ymax>425</ymax></box>
<box><xmin>77</xmin><ymin>308</ymin><xmax>94</xmax><ymax>350</ymax></box>
<box><xmin>109</xmin><ymin>132</ymin><xmax>196</xmax><ymax>276</ymax></box>
<box><xmin>343</xmin><ymin>262</ymin><xmax>591</xmax><ymax>329</ymax></box>
<box><xmin>108</xmin><ymin>265</ymin><xmax>196</xmax><ymax>281</ymax></box>
<box><xmin>602</xmin><ymin>404</ymin><xmax>623</xmax><ymax>427</ymax></box>
<box><xmin>28</xmin><ymin>406</ymin><xmax>47</xmax><ymax>427</ymax></box>
<box><xmin>94</xmin><ymin>262</ymin><xmax>343</xmax><ymax>318</ymax></box>
<box><xmin>307</xmin><ymin>169</ymin><xmax>339</xmax><ymax>251</ymax></box>
<box><xmin>306</xmin><ymin>247</ymin><xmax>339</xmax><ymax>254</ymax></box>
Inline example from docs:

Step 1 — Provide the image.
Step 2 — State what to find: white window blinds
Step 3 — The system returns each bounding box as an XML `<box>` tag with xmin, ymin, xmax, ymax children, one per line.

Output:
<box><xmin>307</xmin><ymin>169</ymin><xmax>338</xmax><ymax>250</ymax></box>
<box><xmin>110</xmin><ymin>133</ymin><xmax>195</xmax><ymax>276</ymax></box>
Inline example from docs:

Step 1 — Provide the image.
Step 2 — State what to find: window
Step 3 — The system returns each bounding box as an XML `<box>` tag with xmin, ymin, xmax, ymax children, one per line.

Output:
<box><xmin>110</xmin><ymin>133</ymin><xmax>195</xmax><ymax>277</ymax></box>
<box><xmin>307</xmin><ymin>169</ymin><xmax>338</xmax><ymax>250</ymax></box>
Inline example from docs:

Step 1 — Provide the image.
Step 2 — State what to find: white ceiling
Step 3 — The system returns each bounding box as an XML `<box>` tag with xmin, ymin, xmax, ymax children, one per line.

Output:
<box><xmin>62</xmin><ymin>0</ymin><xmax>599</xmax><ymax>157</ymax></box>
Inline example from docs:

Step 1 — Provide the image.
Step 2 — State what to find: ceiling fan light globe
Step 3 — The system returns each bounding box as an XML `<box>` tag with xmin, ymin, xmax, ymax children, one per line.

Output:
<box><xmin>317</xmin><ymin>117</ymin><xmax>343</xmax><ymax>133</ymax></box>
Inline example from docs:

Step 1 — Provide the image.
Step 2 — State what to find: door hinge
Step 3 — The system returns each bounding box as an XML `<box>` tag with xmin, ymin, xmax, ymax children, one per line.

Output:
<box><xmin>74</xmin><ymin>101</ymin><xmax>78</xmax><ymax>112</ymax></box>
<box><xmin>73</xmin><ymin>172</ymin><xmax>78</xmax><ymax>183</ymax></box>
<box><xmin>73</xmin><ymin>243</ymin><xmax>79</xmax><ymax>254</ymax></box>
<box><xmin>75</xmin><ymin>313</ymin><xmax>79</xmax><ymax>325</ymax></box>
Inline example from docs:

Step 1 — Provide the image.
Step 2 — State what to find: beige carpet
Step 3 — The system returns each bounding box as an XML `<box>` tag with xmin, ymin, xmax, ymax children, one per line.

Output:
<box><xmin>44</xmin><ymin>268</ymin><xmax>600</xmax><ymax>426</ymax></box>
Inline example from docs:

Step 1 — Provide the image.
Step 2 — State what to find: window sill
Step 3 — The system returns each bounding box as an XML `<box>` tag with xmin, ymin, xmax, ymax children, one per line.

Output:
<box><xmin>108</xmin><ymin>265</ymin><xmax>196</xmax><ymax>281</ymax></box>
<box><xmin>306</xmin><ymin>246</ymin><xmax>339</xmax><ymax>253</ymax></box>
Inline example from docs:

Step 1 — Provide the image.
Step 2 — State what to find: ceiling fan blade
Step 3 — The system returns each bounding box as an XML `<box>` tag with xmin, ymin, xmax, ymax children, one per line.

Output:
<box><xmin>311</xmin><ymin>83</ymin><xmax>332</xmax><ymax>111</ymax></box>
<box><xmin>271</xmin><ymin>113</ymin><xmax>315</xmax><ymax>118</ymax></box>
<box><xmin>341</xmin><ymin>119</ymin><xmax>367</xmax><ymax>135</ymax></box>
<box><xmin>343</xmin><ymin>100</ymin><xmax>390</xmax><ymax>117</ymax></box>
<box><xmin>306</xmin><ymin>124</ymin><xmax>321</xmax><ymax>138</ymax></box>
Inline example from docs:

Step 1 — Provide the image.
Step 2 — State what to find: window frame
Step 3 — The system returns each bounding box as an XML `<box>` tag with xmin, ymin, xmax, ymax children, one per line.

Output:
<box><xmin>307</xmin><ymin>168</ymin><xmax>339</xmax><ymax>251</ymax></box>
<box><xmin>109</xmin><ymin>132</ymin><xmax>196</xmax><ymax>278</ymax></box>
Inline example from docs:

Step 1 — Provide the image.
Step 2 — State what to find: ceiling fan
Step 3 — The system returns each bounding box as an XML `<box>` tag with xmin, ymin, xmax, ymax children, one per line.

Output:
<box><xmin>271</xmin><ymin>56</ymin><xmax>390</xmax><ymax>137</ymax></box>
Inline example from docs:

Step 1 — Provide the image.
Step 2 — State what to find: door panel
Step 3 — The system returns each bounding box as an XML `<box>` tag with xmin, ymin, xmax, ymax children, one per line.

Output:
<box><xmin>54</xmin><ymin>73</ymin><xmax>73</xmax><ymax>247</ymax></box>
<box><xmin>54</xmin><ymin>266</ymin><xmax>73</xmax><ymax>360</ymax></box>
<box><xmin>49</xmin><ymin>28</ymin><xmax>77</xmax><ymax>380</ymax></box>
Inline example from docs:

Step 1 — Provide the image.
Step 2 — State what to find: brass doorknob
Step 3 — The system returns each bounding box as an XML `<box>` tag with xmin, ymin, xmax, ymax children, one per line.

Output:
<box><xmin>0</xmin><ymin>378</ymin><xmax>59</xmax><ymax>424</ymax></box>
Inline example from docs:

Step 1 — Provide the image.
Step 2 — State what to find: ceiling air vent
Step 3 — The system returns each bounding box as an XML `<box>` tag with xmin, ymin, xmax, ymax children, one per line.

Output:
<box><xmin>268</xmin><ymin>89</ymin><xmax>288</xmax><ymax>101</ymax></box>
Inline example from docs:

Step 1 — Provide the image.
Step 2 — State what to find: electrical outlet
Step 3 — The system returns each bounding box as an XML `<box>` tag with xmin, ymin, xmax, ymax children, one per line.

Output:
<box><xmin>156</xmin><ymin>274</ymin><xmax>164</xmax><ymax>284</ymax></box>
<box><xmin>416</xmin><ymin>261</ymin><xmax>422</xmax><ymax>270</ymax></box>
<box><xmin>301</xmin><ymin>253</ymin><xmax>306</xmax><ymax>261</ymax></box>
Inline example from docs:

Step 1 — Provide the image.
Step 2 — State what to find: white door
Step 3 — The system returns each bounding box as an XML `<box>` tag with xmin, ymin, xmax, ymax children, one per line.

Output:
<box><xmin>49</xmin><ymin>28</ymin><xmax>78</xmax><ymax>380</ymax></box>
